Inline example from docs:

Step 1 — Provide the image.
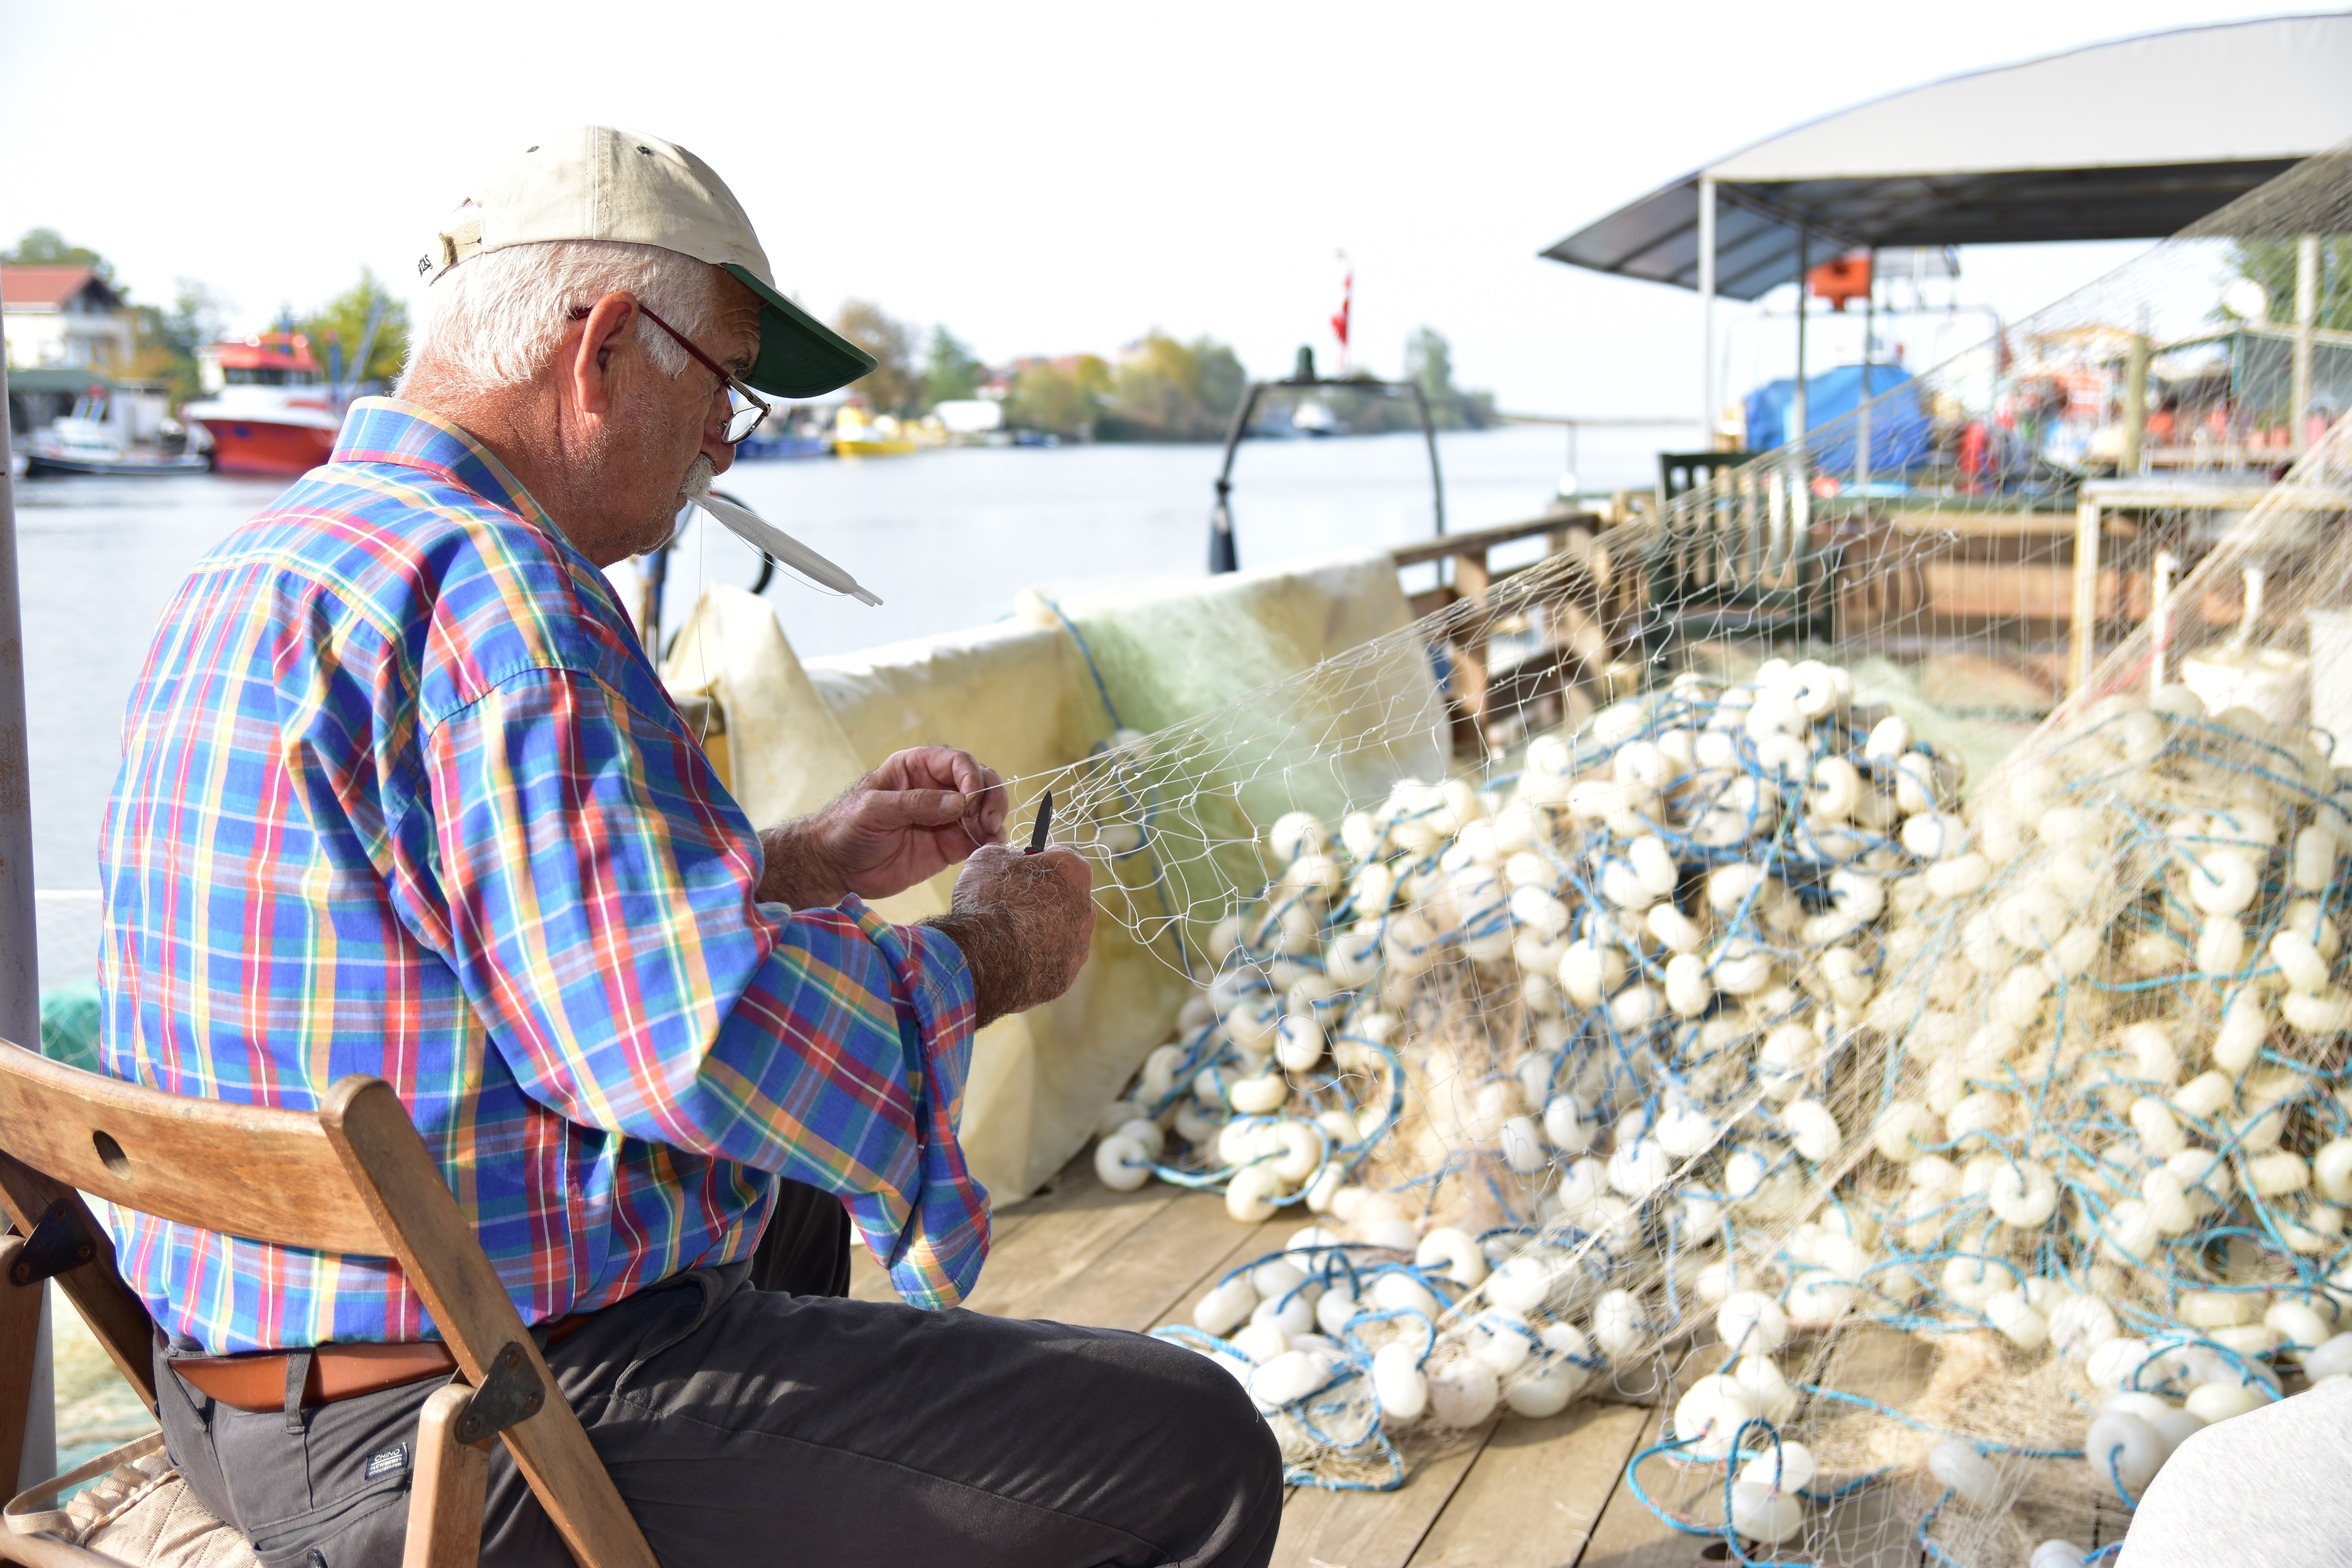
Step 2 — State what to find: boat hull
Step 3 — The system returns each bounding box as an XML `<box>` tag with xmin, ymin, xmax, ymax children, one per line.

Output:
<box><xmin>736</xmin><ymin>434</ymin><xmax>835</xmax><ymax>460</ymax></box>
<box><xmin>190</xmin><ymin>416</ymin><xmax>338</xmax><ymax>475</ymax></box>
<box><xmin>23</xmin><ymin>449</ymin><xmax>209</xmax><ymax>477</ymax></box>
<box><xmin>833</xmin><ymin>439</ymin><xmax>920</xmax><ymax>457</ymax></box>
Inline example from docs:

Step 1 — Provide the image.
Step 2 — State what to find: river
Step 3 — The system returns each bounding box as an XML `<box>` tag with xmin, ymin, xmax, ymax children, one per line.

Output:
<box><xmin>19</xmin><ymin>420</ymin><xmax>1695</xmax><ymax>991</ymax></box>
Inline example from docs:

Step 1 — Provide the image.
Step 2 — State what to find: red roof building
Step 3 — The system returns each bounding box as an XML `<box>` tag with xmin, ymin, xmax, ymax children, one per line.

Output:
<box><xmin>2</xmin><ymin>265</ymin><xmax>134</xmax><ymax>376</ymax></box>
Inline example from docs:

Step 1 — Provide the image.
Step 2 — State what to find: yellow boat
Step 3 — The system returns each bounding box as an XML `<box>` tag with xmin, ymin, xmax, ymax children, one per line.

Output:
<box><xmin>831</xmin><ymin>405</ymin><xmax>936</xmax><ymax>456</ymax></box>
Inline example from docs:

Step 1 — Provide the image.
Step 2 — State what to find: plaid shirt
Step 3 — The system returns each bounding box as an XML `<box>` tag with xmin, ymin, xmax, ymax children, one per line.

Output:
<box><xmin>97</xmin><ymin>398</ymin><xmax>987</xmax><ymax>1354</ymax></box>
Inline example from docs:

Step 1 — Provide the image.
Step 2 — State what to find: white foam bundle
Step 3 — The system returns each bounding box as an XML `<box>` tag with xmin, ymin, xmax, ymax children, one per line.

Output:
<box><xmin>1037</xmin><ymin>148</ymin><xmax>2352</xmax><ymax>1551</ymax></box>
<box><xmin>1120</xmin><ymin>657</ymin><xmax>1987</xmax><ymax>1495</ymax></box>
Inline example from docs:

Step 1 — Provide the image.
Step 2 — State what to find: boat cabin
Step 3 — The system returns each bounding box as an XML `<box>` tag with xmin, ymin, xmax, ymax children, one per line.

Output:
<box><xmin>194</xmin><ymin>332</ymin><xmax>327</xmax><ymax>392</ymax></box>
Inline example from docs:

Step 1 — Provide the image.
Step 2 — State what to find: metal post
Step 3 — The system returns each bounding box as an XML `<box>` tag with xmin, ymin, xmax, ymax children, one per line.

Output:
<box><xmin>1791</xmin><ymin>227</ymin><xmax>1810</xmax><ymax>453</ymax></box>
<box><xmin>2121</xmin><ymin>329</ymin><xmax>2150</xmax><ymax>477</ymax></box>
<box><xmin>1856</xmin><ymin>247</ymin><xmax>1875</xmax><ymax>492</ymax></box>
<box><xmin>1405</xmin><ymin>381</ymin><xmax>1447</xmax><ymax>538</ymax></box>
<box><xmin>2293</xmin><ymin>232</ymin><xmax>2320</xmax><ymax>457</ymax></box>
<box><xmin>2069</xmin><ymin>495</ymin><xmax>2102</xmax><ymax>693</ymax></box>
<box><xmin>1697</xmin><ymin>177</ymin><xmax>1717</xmax><ymax>448</ymax></box>
<box><xmin>1207</xmin><ymin>383</ymin><xmax>1263</xmax><ymax>573</ymax></box>
<box><xmin>0</xmin><ymin>358</ymin><xmax>56</xmax><ymax>1492</ymax></box>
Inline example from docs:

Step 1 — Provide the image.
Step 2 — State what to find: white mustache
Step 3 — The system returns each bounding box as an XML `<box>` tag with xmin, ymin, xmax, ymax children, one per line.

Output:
<box><xmin>678</xmin><ymin>454</ymin><xmax>717</xmax><ymax>502</ymax></box>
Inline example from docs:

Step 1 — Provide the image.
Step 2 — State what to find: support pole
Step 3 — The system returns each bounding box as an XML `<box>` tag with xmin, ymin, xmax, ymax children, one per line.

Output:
<box><xmin>2121</xmin><ymin>329</ymin><xmax>2150</xmax><ymax>477</ymax></box>
<box><xmin>1697</xmin><ymin>177</ymin><xmax>1717</xmax><ymax>449</ymax></box>
<box><xmin>2070</xmin><ymin>495</ymin><xmax>2102</xmax><ymax>694</ymax></box>
<box><xmin>2293</xmin><ymin>232</ymin><xmax>2319</xmax><ymax>457</ymax></box>
<box><xmin>1856</xmin><ymin>247</ymin><xmax>1875</xmax><ymax>492</ymax></box>
<box><xmin>0</xmin><ymin>358</ymin><xmax>55</xmax><ymax>1492</ymax></box>
<box><xmin>1207</xmin><ymin>383</ymin><xmax>1264</xmax><ymax>573</ymax></box>
<box><xmin>1406</xmin><ymin>380</ymin><xmax>1446</xmax><ymax>538</ymax></box>
<box><xmin>1791</xmin><ymin>227</ymin><xmax>1809</xmax><ymax>454</ymax></box>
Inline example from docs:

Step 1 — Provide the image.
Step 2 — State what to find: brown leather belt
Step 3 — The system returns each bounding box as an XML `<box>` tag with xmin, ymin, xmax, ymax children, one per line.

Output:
<box><xmin>171</xmin><ymin>1317</ymin><xmax>588</xmax><ymax>1414</ymax></box>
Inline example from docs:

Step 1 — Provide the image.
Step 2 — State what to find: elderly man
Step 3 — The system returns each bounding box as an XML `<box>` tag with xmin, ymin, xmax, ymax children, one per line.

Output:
<box><xmin>98</xmin><ymin>127</ymin><xmax>1279</xmax><ymax>1567</ymax></box>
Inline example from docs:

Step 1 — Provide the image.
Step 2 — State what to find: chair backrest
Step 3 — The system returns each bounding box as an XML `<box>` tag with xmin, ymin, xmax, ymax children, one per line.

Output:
<box><xmin>0</xmin><ymin>1042</ymin><xmax>659</xmax><ymax>1568</ymax></box>
<box><xmin>0</xmin><ymin>1045</ymin><xmax>388</xmax><ymax>1258</ymax></box>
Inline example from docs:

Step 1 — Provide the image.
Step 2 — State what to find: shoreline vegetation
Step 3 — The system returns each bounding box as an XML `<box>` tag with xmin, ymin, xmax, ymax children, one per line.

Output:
<box><xmin>7</xmin><ymin>227</ymin><xmax>1497</xmax><ymax>446</ymax></box>
<box><xmin>4</xmin><ymin>229</ymin><xmax>411</xmax><ymax>408</ymax></box>
<box><xmin>836</xmin><ymin>300</ymin><xmax>1499</xmax><ymax>443</ymax></box>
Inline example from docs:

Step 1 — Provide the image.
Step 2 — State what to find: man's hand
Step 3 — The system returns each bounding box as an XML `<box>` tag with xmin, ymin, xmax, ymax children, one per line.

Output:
<box><xmin>757</xmin><ymin>747</ymin><xmax>1009</xmax><ymax>908</ymax></box>
<box><xmin>926</xmin><ymin>844</ymin><xmax>1094</xmax><ymax>1027</ymax></box>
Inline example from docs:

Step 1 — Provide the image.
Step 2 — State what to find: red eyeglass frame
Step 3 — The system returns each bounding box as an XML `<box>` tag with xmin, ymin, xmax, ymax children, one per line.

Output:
<box><xmin>567</xmin><ymin>302</ymin><xmax>770</xmax><ymax>443</ymax></box>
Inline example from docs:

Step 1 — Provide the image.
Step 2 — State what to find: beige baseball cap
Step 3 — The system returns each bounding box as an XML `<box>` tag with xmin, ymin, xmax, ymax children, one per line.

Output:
<box><xmin>418</xmin><ymin>126</ymin><xmax>877</xmax><ymax>399</ymax></box>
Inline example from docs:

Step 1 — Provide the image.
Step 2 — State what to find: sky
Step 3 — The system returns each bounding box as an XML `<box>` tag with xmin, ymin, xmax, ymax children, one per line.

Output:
<box><xmin>0</xmin><ymin>1</ymin><xmax>2323</xmax><ymax>421</ymax></box>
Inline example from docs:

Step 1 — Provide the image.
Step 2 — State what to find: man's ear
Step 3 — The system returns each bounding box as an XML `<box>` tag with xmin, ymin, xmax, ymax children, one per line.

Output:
<box><xmin>566</xmin><ymin>292</ymin><xmax>639</xmax><ymax>418</ymax></box>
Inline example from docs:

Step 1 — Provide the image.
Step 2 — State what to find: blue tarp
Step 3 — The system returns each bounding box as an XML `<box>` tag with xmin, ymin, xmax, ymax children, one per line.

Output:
<box><xmin>1743</xmin><ymin>363</ymin><xmax>1931</xmax><ymax>473</ymax></box>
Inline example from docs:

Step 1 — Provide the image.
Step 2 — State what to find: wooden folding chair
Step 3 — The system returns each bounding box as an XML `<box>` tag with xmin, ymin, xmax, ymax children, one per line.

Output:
<box><xmin>0</xmin><ymin>1043</ymin><xmax>659</xmax><ymax>1568</ymax></box>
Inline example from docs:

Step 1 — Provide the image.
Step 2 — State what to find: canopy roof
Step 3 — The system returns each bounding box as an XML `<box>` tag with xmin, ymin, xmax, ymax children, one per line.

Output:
<box><xmin>1543</xmin><ymin>14</ymin><xmax>2352</xmax><ymax>300</ymax></box>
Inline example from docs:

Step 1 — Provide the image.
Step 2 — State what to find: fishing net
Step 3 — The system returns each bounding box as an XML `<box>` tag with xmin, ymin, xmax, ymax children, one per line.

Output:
<box><xmin>1000</xmin><ymin>143</ymin><xmax>2352</xmax><ymax>1564</ymax></box>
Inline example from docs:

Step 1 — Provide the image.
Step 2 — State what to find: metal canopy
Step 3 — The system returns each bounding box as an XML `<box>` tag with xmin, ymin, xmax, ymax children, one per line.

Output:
<box><xmin>1543</xmin><ymin>13</ymin><xmax>2352</xmax><ymax>299</ymax></box>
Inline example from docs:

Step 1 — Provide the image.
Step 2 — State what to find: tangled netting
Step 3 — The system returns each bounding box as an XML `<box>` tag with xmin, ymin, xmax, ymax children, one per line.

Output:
<box><xmin>1002</xmin><ymin>148</ymin><xmax>2352</xmax><ymax>1566</ymax></box>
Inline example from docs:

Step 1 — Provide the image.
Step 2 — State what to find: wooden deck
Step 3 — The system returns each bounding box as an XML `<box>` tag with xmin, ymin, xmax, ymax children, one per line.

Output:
<box><xmin>852</xmin><ymin>1158</ymin><xmax>1960</xmax><ymax>1568</ymax></box>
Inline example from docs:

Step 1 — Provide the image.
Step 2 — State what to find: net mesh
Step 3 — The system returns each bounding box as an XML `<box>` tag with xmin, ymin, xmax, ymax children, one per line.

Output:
<box><xmin>1002</xmin><ymin>144</ymin><xmax>2352</xmax><ymax>1563</ymax></box>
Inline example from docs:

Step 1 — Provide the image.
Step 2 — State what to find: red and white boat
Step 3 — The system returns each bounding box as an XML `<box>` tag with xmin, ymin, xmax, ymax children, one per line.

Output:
<box><xmin>182</xmin><ymin>333</ymin><xmax>342</xmax><ymax>475</ymax></box>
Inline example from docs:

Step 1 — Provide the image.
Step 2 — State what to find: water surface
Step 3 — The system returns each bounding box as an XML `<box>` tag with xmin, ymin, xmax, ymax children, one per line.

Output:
<box><xmin>20</xmin><ymin>422</ymin><xmax>1692</xmax><ymax>988</ymax></box>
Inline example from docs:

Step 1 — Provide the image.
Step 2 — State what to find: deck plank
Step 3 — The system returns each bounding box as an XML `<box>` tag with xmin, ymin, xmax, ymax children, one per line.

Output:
<box><xmin>1027</xmin><ymin>1187</ymin><xmax>1286</xmax><ymax>1332</ymax></box>
<box><xmin>846</xmin><ymin>1157</ymin><xmax>1111</xmax><ymax>1303</ymax></box>
<box><xmin>1271</xmin><ymin>1422</ymin><xmax>1498</xmax><ymax>1568</ymax></box>
<box><xmin>1571</xmin><ymin>1402</ymin><xmax>1704</xmax><ymax>1568</ymax></box>
<box><xmin>1409</xmin><ymin>1400</ymin><xmax>1652</xmax><ymax>1568</ymax></box>
<box><xmin>956</xmin><ymin>1165</ymin><xmax>1183</xmax><ymax>1321</ymax></box>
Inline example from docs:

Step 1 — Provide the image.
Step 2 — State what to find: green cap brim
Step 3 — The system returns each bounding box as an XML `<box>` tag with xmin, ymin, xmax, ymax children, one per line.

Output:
<box><xmin>723</xmin><ymin>263</ymin><xmax>877</xmax><ymax>399</ymax></box>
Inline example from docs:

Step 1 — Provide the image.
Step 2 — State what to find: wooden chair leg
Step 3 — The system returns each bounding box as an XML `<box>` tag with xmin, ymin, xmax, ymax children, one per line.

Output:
<box><xmin>0</xmin><ymin>1237</ymin><xmax>44</xmax><ymax>1494</ymax></box>
<box><xmin>402</xmin><ymin>1383</ymin><xmax>489</xmax><ymax>1568</ymax></box>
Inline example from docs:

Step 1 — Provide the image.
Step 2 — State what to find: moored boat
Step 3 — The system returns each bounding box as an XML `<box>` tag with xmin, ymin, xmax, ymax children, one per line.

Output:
<box><xmin>181</xmin><ymin>333</ymin><xmax>342</xmax><ymax>475</ymax></box>
<box><xmin>22</xmin><ymin>388</ymin><xmax>207</xmax><ymax>477</ymax></box>
<box><xmin>831</xmin><ymin>404</ymin><xmax>941</xmax><ymax>456</ymax></box>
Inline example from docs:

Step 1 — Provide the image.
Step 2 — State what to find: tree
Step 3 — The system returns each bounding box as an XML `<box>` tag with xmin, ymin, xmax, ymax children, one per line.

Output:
<box><xmin>1314</xmin><ymin>371</ymin><xmax>1419</xmax><ymax>436</ymax></box>
<box><xmin>3</xmin><ymin>227</ymin><xmax>119</xmax><ymax>287</ymax></box>
<box><xmin>835</xmin><ymin>299</ymin><xmax>922</xmax><ymax>414</ymax></box>
<box><xmin>1003</xmin><ymin>355</ymin><xmax>1111</xmax><ymax>438</ymax></box>
<box><xmin>1099</xmin><ymin>332</ymin><xmax>1248</xmax><ymax>441</ymax></box>
<box><xmin>1404</xmin><ymin>326</ymin><xmax>1455</xmax><ymax>408</ymax></box>
<box><xmin>298</xmin><ymin>269</ymin><xmax>409</xmax><ymax>389</ymax></box>
<box><xmin>921</xmin><ymin>327</ymin><xmax>984</xmax><ymax>409</ymax></box>
<box><xmin>2227</xmin><ymin>239</ymin><xmax>2352</xmax><ymax>333</ymax></box>
<box><xmin>1402</xmin><ymin>326</ymin><xmax>1497</xmax><ymax>430</ymax></box>
<box><xmin>129</xmin><ymin>281</ymin><xmax>228</xmax><ymax>406</ymax></box>
<box><xmin>1194</xmin><ymin>338</ymin><xmax>1247</xmax><ymax>428</ymax></box>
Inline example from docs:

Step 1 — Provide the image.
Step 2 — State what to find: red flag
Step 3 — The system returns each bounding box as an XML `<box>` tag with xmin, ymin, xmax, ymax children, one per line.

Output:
<box><xmin>1329</xmin><ymin>271</ymin><xmax>1352</xmax><ymax>372</ymax></box>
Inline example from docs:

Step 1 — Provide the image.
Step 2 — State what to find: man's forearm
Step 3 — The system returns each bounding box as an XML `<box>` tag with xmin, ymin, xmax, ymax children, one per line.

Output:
<box><xmin>924</xmin><ymin>908</ymin><xmax>1022</xmax><ymax>1029</ymax></box>
<box><xmin>756</xmin><ymin>822</ymin><xmax>847</xmax><ymax>909</ymax></box>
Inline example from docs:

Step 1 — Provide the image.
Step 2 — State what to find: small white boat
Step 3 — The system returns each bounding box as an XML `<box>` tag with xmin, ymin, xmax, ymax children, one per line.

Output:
<box><xmin>22</xmin><ymin>392</ymin><xmax>206</xmax><ymax>477</ymax></box>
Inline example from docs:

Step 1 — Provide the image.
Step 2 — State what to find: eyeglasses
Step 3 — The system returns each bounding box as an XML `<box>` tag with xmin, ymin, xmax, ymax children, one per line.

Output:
<box><xmin>573</xmin><ymin>301</ymin><xmax>770</xmax><ymax>444</ymax></box>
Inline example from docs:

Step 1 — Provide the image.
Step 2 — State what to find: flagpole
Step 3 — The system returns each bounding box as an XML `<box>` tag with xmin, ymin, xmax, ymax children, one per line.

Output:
<box><xmin>1332</xmin><ymin>269</ymin><xmax>1352</xmax><ymax>377</ymax></box>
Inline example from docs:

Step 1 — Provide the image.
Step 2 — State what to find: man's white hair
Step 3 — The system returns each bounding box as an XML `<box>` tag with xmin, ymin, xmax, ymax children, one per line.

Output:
<box><xmin>397</xmin><ymin>234</ymin><xmax>723</xmax><ymax>397</ymax></box>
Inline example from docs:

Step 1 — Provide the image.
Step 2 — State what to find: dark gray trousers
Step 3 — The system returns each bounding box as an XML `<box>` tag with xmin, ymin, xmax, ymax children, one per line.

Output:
<box><xmin>156</xmin><ymin>1181</ymin><xmax>1282</xmax><ymax>1568</ymax></box>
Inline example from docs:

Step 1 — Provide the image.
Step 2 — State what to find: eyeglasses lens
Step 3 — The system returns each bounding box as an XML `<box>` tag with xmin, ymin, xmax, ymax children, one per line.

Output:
<box><xmin>724</xmin><ymin>401</ymin><xmax>765</xmax><ymax>444</ymax></box>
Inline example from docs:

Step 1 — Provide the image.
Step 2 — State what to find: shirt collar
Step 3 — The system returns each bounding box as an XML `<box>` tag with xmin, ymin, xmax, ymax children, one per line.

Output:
<box><xmin>330</xmin><ymin>397</ymin><xmax>554</xmax><ymax>530</ymax></box>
